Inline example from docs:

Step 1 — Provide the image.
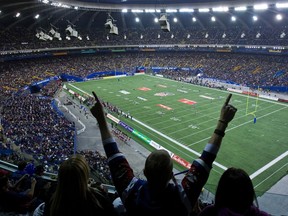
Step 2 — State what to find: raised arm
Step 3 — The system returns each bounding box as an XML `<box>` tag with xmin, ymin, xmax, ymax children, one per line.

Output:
<box><xmin>90</xmin><ymin>92</ymin><xmax>135</xmax><ymax>196</ymax></box>
<box><xmin>209</xmin><ymin>93</ymin><xmax>237</xmax><ymax>147</ymax></box>
<box><xmin>182</xmin><ymin>93</ymin><xmax>237</xmax><ymax>211</ymax></box>
<box><xmin>90</xmin><ymin>92</ymin><xmax>113</xmax><ymax>141</ymax></box>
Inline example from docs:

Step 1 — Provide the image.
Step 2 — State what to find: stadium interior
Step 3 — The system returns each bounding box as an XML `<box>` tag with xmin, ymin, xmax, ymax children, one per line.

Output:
<box><xmin>0</xmin><ymin>0</ymin><xmax>288</xmax><ymax>215</ymax></box>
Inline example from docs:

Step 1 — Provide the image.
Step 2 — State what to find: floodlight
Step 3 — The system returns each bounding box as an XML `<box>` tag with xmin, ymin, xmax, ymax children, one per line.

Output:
<box><xmin>276</xmin><ymin>3</ymin><xmax>288</xmax><ymax>8</ymax></box>
<box><xmin>66</xmin><ymin>24</ymin><xmax>79</xmax><ymax>38</ymax></box>
<box><xmin>234</xmin><ymin>6</ymin><xmax>247</xmax><ymax>11</ymax></box>
<box><xmin>36</xmin><ymin>28</ymin><xmax>53</xmax><ymax>41</ymax></box>
<box><xmin>105</xmin><ymin>20</ymin><xmax>113</xmax><ymax>29</ymax></box>
<box><xmin>105</xmin><ymin>14</ymin><xmax>119</xmax><ymax>35</ymax></box>
<box><xmin>199</xmin><ymin>8</ymin><xmax>209</xmax><ymax>13</ymax></box>
<box><xmin>254</xmin><ymin>4</ymin><xmax>268</xmax><ymax>10</ymax></box>
<box><xmin>109</xmin><ymin>25</ymin><xmax>118</xmax><ymax>35</ymax></box>
<box><xmin>49</xmin><ymin>25</ymin><xmax>62</xmax><ymax>40</ymax></box>
<box><xmin>66</xmin><ymin>25</ymin><xmax>73</xmax><ymax>34</ymax></box>
<box><xmin>276</xmin><ymin>14</ymin><xmax>283</xmax><ymax>21</ymax></box>
<box><xmin>159</xmin><ymin>14</ymin><xmax>170</xmax><ymax>32</ymax></box>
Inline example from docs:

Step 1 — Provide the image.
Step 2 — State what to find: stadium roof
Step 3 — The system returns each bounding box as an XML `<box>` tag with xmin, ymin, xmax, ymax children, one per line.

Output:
<box><xmin>0</xmin><ymin>0</ymin><xmax>287</xmax><ymax>31</ymax></box>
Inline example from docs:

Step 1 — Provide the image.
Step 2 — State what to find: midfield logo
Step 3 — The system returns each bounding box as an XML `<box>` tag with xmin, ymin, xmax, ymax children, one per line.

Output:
<box><xmin>154</xmin><ymin>92</ymin><xmax>174</xmax><ymax>96</ymax></box>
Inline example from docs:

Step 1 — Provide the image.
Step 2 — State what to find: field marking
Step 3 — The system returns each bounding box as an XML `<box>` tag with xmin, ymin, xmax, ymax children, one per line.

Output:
<box><xmin>69</xmin><ymin>81</ymin><xmax>288</xmax><ymax>185</ymax></box>
<box><xmin>187</xmin><ymin>106</ymin><xmax>288</xmax><ymax>147</ymax></box>
<box><xmin>68</xmin><ymin>83</ymin><xmax>227</xmax><ymax>170</ymax></box>
<box><xmin>250</xmin><ymin>151</ymin><xmax>288</xmax><ymax>180</ymax></box>
<box><xmin>132</xmin><ymin>117</ymin><xmax>228</xmax><ymax>170</ymax></box>
<box><xmin>152</xmin><ymin>74</ymin><xmax>288</xmax><ymax>108</ymax></box>
<box><xmin>254</xmin><ymin>162</ymin><xmax>288</xmax><ymax>189</ymax></box>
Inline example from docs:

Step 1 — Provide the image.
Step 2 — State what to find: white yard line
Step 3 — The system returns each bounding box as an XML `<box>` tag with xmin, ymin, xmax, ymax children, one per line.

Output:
<box><xmin>131</xmin><ymin>117</ymin><xmax>228</xmax><ymax>170</ymax></box>
<box><xmin>187</xmin><ymin>106</ymin><xmax>288</xmax><ymax>147</ymax></box>
<box><xmin>254</xmin><ymin>162</ymin><xmax>288</xmax><ymax>188</ymax></box>
<box><xmin>250</xmin><ymin>151</ymin><xmax>288</xmax><ymax>180</ymax></box>
<box><xmin>153</xmin><ymin>75</ymin><xmax>288</xmax><ymax>107</ymax></box>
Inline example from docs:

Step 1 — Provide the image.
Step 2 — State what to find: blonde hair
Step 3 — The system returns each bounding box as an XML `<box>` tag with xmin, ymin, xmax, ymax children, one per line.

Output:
<box><xmin>50</xmin><ymin>154</ymin><xmax>91</xmax><ymax>216</ymax></box>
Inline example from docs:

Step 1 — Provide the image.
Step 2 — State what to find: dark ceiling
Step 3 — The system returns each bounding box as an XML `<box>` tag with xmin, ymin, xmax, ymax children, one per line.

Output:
<box><xmin>0</xmin><ymin>0</ymin><xmax>287</xmax><ymax>32</ymax></box>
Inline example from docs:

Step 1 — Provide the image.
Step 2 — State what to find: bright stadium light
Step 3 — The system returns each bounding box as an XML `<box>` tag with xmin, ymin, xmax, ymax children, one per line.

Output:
<box><xmin>35</xmin><ymin>14</ymin><xmax>40</xmax><ymax>19</ymax></box>
<box><xmin>159</xmin><ymin>14</ymin><xmax>170</xmax><ymax>32</ymax></box>
<box><xmin>254</xmin><ymin>4</ymin><xmax>268</xmax><ymax>10</ymax></box>
<box><xmin>135</xmin><ymin>17</ymin><xmax>140</xmax><ymax>22</ymax></box>
<box><xmin>166</xmin><ymin>9</ymin><xmax>177</xmax><ymax>13</ymax></box>
<box><xmin>104</xmin><ymin>14</ymin><xmax>118</xmax><ymax>35</ymax></box>
<box><xmin>276</xmin><ymin>3</ymin><xmax>288</xmax><ymax>8</ymax></box>
<box><xmin>211</xmin><ymin>16</ymin><xmax>216</xmax><ymax>22</ymax></box>
<box><xmin>49</xmin><ymin>25</ymin><xmax>62</xmax><ymax>40</ymax></box>
<box><xmin>16</xmin><ymin>12</ymin><xmax>21</xmax><ymax>17</ymax></box>
<box><xmin>253</xmin><ymin>15</ymin><xmax>258</xmax><ymax>21</ymax></box>
<box><xmin>212</xmin><ymin>7</ymin><xmax>229</xmax><ymax>12</ymax></box>
<box><xmin>131</xmin><ymin>9</ymin><xmax>143</xmax><ymax>13</ymax></box>
<box><xmin>173</xmin><ymin>17</ymin><xmax>178</xmax><ymax>23</ymax></box>
<box><xmin>154</xmin><ymin>17</ymin><xmax>159</xmax><ymax>23</ymax></box>
<box><xmin>231</xmin><ymin>16</ymin><xmax>236</xmax><ymax>22</ymax></box>
<box><xmin>145</xmin><ymin>9</ymin><xmax>155</xmax><ymax>13</ymax></box>
<box><xmin>276</xmin><ymin>14</ymin><xmax>283</xmax><ymax>21</ymax></box>
<box><xmin>234</xmin><ymin>6</ymin><xmax>247</xmax><ymax>11</ymax></box>
<box><xmin>280</xmin><ymin>32</ymin><xmax>286</xmax><ymax>38</ymax></box>
<box><xmin>192</xmin><ymin>17</ymin><xmax>197</xmax><ymax>22</ymax></box>
<box><xmin>179</xmin><ymin>8</ymin><xmax>194</xmax><ymax>12</ymax></box>
<box><xmin>199</xmin><ymin>8</ymin><xmax>210</xmax><ymax>12</ymax></box>
<box><xmin>122</xmin><ymin>9</ymin><xmax>128</xmax><ymax>13</ymax></box>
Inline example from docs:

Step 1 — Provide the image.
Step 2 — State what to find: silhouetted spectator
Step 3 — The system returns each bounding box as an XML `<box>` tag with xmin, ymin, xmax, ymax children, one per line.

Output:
<box><xmin>198</xmin><ymin>167</ymin><xmax>270</xmax><ymax>216</ymax></box>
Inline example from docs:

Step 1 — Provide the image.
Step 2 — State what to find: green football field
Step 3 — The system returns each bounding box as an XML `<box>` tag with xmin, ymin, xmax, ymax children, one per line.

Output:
<box><xmin>67</xmin><ymin>74</ymin><xmax>288</xmax><ymax>195</ymax></box>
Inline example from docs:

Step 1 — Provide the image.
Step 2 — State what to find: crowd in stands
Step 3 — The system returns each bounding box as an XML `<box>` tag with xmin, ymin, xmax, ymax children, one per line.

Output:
<box><xmin>77</xmin><ymin>150</ymin><xmax>113</xmax><ymax>185</ymax></box>
<box><xmin>1</xmin><ymin>93</ymin><xmax>75</xmax><ymax>172</ymax></box>
<box><xmin>0</xmin><ymin>52</ymin><xmax>287</xmax><ymax>91</ymax></box>
<box><xmin>0</xmin><ymin>25</ymin><xmax>287</xmax><ymax>51</ymax></box>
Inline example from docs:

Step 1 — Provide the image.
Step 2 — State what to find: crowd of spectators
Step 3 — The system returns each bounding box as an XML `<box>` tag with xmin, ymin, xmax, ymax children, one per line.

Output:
<box><xmin>1</xmin><ymin>93</ymin><xmax>75</xmax><ymax>172</ymax></box>
<box><xmin>1</xmin><ymin>25</ymin><xmax>287</xmax><ymax>50</ymax></box>
<box><xmin>0</xmin><ymin>52</ymin><xmax>286</xmax><ymax>91</ymax></box>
